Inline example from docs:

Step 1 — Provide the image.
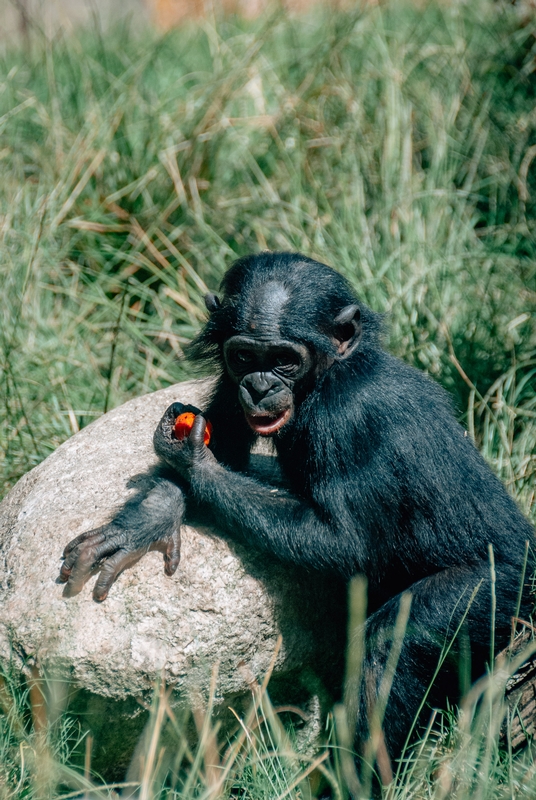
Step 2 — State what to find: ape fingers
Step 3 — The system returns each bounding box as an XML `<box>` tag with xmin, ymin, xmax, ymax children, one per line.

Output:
<box><xmin>150</xmin><ymin>525</ymin><xmax>181</xmax><ymax>576</ymax></box>
<box><xmin>59</xmin><ymin>480</ymin><xmax>186</xmax><ymax>600</ymax></box>
<box><xmin>93</xmin><ymin>524</ymin><xmax>181</xmax><ymax>600</ymax></box>
<box><xmin>164</xmin><ymin>527</ymin><xmax>181</xmax><ymax>576</ymax></box>
<box><xmin>189</xmin><ymin>414</ymin><xmax>208</xmax><ymax>446</ymax></box>
<box><xmin>59</xmin><ymin>525</ymin><xmax>182</xmax><ymax>600</ymax></box>
<box><xmin>59</xmin><ymin>529</ymin><xmax>113</xmax><ymax>582</ymax></box>
<box><xmin>159</xmin><ymin>402</ymin><xmax>203</xmax><ymax>439</ymax></box>
<box><xmin>59</xmin><ymin>526</ymin><xmax>126</xmax><ymax>597</ymax></box>
<box><xmin>62</xmin><ymin>528</ymin><xmax>105</xmax><ymax>559</ymax></box>
<box><xmin>92</xmin><ymin>549</ymin><xmax>145</xmax><ymax>602</ymax></box>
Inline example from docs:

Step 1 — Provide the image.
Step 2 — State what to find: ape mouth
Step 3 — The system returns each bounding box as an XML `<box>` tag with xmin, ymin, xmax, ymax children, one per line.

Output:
<box><xmin>245</xmin><ymin>409</ymin><xmax>292</xmax><ymax>435</ymax></box>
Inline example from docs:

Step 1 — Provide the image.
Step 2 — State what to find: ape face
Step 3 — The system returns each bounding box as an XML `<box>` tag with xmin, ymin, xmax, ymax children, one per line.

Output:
<box><xmin>201</xmin><ymin>259</ymin><xmax>363</xmax><ymax>437</ymax></box>
<box><xmin>223</xmin><ymin>336</ymin><xmax>313</xmax><ymax>435</ymax></box>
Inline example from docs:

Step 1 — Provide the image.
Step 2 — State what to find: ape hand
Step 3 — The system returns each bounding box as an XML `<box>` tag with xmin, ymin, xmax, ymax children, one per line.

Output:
<box><xmin>153</xmin><ymin>402</ymin><xmax>217</xmax><ymax>480</ymax></box>
<box><xmin>58</xmin><ymin>479</ymin><xmax>185</xmax><ymax>601</ymax></box>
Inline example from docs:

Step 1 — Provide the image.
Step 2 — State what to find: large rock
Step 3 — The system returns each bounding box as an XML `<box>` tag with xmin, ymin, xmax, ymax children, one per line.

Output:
<box><xmin>0</xmin><ymin>379</ymin><xmax>345</xmax><ymax>772</ymax></box>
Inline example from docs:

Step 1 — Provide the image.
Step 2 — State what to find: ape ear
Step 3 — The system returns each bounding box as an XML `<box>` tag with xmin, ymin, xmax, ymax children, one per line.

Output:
<box><xmin>204</xmin><ymin>293</ymin><xmax>221</xmax><ymax>313</ymax></box>
<box><xmin>333</xmin><ymin>304</ymin><xmax>362</xmax><ymax>358</ymax></box>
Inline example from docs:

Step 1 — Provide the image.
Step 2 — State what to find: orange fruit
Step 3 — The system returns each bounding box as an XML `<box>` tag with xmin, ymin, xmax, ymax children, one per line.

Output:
<box><xmin>173</xmin><ymin>412</ymin><xmax>212</xmax><ymax>445</ymax></box>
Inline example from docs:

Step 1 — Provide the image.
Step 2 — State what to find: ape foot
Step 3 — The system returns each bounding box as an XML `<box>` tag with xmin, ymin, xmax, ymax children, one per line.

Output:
<box><xmin>58</xmin><ymin>478</ymin><xmax>185</xmax><ymax>601</ymax></box>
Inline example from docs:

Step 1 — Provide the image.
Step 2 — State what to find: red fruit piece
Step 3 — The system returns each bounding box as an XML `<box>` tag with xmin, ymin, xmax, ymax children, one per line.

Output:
<box><xmin>173</xmin><ymin>412</ymin><xmax>212</xmax><ymax>445</ymax></box>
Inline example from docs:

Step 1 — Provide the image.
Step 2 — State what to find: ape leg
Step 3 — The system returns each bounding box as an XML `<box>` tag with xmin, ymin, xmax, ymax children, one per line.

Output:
<box><xmin>356</xmin><ymin>561</ymin><xmax>527</xmax><ymax>762</ymax></box>
<box><xmin>58</xmin><ymin>475</ymin><xmax>185</xmax><ymax>601</ymax></box>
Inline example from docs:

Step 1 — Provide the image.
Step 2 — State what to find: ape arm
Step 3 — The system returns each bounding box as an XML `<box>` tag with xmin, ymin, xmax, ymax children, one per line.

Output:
<box><xmin>58</xmin><ymin>476</ymin><xmax>185</xmax><ymax>601</ymax></box>
<box><xmin>198</xmin><ymin>464</ymin><xmax>362</xmax><ymax>573</ymax></box>
<box><xmin>57</xmin><ymin>397</ymin><xmax>259</xmax><ymax>600</ymax></box>
<box><xmin>153</xmin><ymin>407</ymin><xmax>367</xmax><ymax>576</ymax></box>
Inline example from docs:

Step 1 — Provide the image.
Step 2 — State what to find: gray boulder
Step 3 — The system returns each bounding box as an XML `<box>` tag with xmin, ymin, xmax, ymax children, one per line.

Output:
<box><xmin>0</xmin><ymin>379</ymin><xmax>345</xmax><ymax>771</ymax></box>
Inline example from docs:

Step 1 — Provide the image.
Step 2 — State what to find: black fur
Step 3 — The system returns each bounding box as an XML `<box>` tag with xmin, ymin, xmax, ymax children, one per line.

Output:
<box><xmin>60</xmin><ymin>252</ymin><xmax>535</xmax><ymax>762</ymax></box>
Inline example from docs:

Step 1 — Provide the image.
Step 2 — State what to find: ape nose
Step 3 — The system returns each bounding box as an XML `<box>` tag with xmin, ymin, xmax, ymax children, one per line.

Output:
<box><xmin>246</xmin><ymin>372</ymin><xmax>279</xmax><ymax>404</ymax></box>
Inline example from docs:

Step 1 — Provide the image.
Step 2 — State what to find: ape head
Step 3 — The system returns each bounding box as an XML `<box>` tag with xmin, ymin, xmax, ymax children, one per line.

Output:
<box><xmin>189</xmin><ymin>252</ymin><xmax>380</xmax><ymax>435</ymax></box>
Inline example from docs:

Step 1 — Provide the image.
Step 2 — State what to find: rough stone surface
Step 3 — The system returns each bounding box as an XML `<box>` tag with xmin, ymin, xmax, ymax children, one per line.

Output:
<box><xmin>0</xmin><ymin>379</ymin><xmax>345</xmax><ymax>712</ymax></box>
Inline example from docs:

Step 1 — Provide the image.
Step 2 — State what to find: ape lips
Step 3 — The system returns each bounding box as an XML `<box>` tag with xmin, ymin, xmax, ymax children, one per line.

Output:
<box><xmin>173</xmin><ymin>412</ymin><xmax>213</xmax><ymax>445</ymax></box>
<box><xmin>245</xmin><ymin>409</ymin><xmax>292</xmax><ymax>435</ymax></box>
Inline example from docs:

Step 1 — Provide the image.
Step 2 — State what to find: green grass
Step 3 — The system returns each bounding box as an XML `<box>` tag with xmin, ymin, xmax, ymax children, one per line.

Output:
<box><xmin>0</xmin><ymin>1</ymin><xmax>535</xmax><ymax>796</ymax></box>
<box><xmin>1</xmin><ymin>615</ymin><xmax>536</xmax><ymax>800</ymax></box>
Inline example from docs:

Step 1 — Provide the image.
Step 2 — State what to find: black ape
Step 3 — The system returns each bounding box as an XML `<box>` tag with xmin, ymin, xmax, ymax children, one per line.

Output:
<box><xmin>59</xmin><ymin>252</ymin><xmax>534</xmax><ymax>759</ymax></box>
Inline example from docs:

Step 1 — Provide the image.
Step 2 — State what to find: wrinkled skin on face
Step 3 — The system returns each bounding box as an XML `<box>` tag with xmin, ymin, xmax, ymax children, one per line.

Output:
<box><xmin>210</xmin><ymin>277</ymin><xmax>362</xmax><ymax>436</ymax></box>
<box><xmin>223</xmin><ymin>336</ymin><xmax>313</xmax><ymax>435</ymax></box>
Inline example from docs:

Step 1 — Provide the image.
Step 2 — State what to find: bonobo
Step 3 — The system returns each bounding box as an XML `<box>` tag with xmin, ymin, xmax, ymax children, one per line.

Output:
<box><xmin>59</xmin><ymin>252</ymin><xmax>534</xmax><ymax>759</ymax></box>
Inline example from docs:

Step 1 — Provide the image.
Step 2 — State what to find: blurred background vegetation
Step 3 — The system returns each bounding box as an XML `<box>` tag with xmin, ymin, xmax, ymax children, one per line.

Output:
<box><xmin>0</xmin><ymin>1</ymin><xmax>535</xmax><ymax>796</ymax></box>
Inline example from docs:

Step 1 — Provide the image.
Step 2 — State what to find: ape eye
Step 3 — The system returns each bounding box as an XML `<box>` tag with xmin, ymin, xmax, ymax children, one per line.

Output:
<box><xmin>274</xmin><ymin>355</ymin><xmax>291</xmax><ymax>367</ymax></box>
<box><xmin>233</xmin><ymin>350</ymin><xmax>254</xmax><ymax>365</ymax></box>
<box><xmin>273</xmin><ymin>353</ymin><xmax>300</xmax><ymax>369</ymax></box>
